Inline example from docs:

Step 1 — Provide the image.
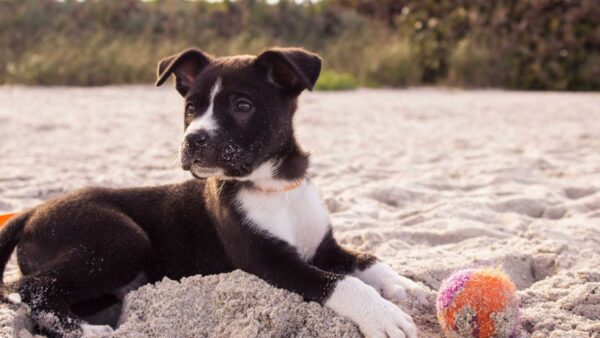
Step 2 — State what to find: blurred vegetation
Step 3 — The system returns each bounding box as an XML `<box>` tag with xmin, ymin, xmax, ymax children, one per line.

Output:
<box><xmin>0</xmin><ymin>0</ymin><xmax>598</xmax><ymax>90</ymax></box>
<box><xmin>315</xmin><ymin>70</ymin><xmax>357</xmax><ymax>90</ymax></box>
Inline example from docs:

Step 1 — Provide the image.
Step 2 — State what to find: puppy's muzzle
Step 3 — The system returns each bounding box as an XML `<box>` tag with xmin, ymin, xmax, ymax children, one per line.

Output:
<box><xmin>181</xmin><ymin>130</ymin><xmax>212</xmax><ymax>170</ymax></box>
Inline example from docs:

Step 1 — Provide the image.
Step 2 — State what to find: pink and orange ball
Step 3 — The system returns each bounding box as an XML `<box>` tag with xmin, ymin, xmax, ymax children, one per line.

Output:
<box><xmin>436</xmin><ymin>268</ymin><xmax>520</xmax><ymax>338</ymax></box>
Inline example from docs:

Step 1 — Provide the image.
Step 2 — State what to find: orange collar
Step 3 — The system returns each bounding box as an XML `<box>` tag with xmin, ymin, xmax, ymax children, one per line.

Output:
<box><xmin>252</xmin><ymin>178</ymin><xmax>305</xmax><ymax>193</ymax></box>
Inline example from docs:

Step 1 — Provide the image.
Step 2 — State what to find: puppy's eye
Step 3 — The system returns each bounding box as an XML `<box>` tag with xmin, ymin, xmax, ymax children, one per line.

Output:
<box><xmin>186</xmin><ymin>103</ymin><xmax>196</xmax><ymax>116</ymax></box>
<box><xmin>235</xmin><ymin>100</ymin><xmax>253</xmax><ymax>113</ymax></box>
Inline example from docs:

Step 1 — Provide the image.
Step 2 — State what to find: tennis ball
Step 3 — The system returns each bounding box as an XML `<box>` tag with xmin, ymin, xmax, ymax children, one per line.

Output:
<box><xmin>436</xmin><ymin>268</ymin><xmax>520</xmax><ymax>338</ymax></box>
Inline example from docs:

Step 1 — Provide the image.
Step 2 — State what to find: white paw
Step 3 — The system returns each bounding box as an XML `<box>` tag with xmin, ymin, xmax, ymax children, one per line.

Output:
<box><xmin>81</xmin><ymin>323</ymin><xmax>114</xmax><ymax>338</ymax></box>
<box><xmin>325</xmin><ymin>276</ymin><xmax>418</xmax><ymax>338</ymax></box>
<box><xmin>360</xmin><ymin>297</ymin><xmax>417</xmax><ymax>338</ymax></box>
<box><xmin>380</xmin><ymin>272</ymin><xmax>430</xmax><ymax>305</ymax></box>
<box><xmin>355</xmin><ymin>262</ymin><xmax>430</xmax><ymax>305</ymax></box>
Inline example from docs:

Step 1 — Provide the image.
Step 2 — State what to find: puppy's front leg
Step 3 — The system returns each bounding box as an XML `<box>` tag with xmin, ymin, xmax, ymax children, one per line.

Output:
<box><xmin>325</xmin><ymin>275</ymin><xmax>418</xmax><ymax>338</ymax></box>
<box><xmin>312</xmin><ymin>231</ymin><xmax>430</xmax><ymax>305</ymax></box>
<box><xmin>223</xmin><ymin>234</ymin><xmax>417</xmax><ymax>338</ymax></box>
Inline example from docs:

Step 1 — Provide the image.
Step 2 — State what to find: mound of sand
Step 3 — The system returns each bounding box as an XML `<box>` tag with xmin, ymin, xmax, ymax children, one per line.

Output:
<box><xmin>113</xmin><ymin>270</ymin><xmax>362</xmax><ymax>338</ymax></box>
<box><xmin>1</xmin><ymin>87</ymin><xmax>599</xmax><ymax>337</ymax></box>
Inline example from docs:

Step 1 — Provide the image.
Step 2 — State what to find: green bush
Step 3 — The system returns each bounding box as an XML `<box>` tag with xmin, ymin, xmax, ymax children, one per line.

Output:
<box><xmin>315</xmin><ymin>71</ymin><xmax>357</xmax><ymax>91</ymax></box>
<box><xmin>447</xmin><ymin>39</ymin><xmax>494</xmax><ymax>88</ymax></box>
<box><xmin>334</xmin><ymin>0</ymin><xmax>600</xmax><ymax>90</ymax></box>
<box><xmin>366</xmin><ymin>40</ymin><xmax>421</xmax><ymax>87</ymax></box>
<box><xmin>0</xmin><ymin>0</ymin><xmax>598</xmax><ymax>90</ymax></box>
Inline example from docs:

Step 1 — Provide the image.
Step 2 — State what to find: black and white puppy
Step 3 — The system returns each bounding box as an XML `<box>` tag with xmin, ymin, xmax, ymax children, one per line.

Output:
<box><xmin>0</xmin><ymin>48</ymin><xmax>428</xmax><ymax>338</ymax></box>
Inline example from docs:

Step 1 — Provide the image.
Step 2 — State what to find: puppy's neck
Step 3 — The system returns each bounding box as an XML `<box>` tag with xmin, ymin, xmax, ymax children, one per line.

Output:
<box><xmin>273</xmin><ymin>145</ymin><xmax>309</xmax><ymax>181</ymax></box>
<box><xmin>212</xmin><ymin>143</ymin><xmax>309</xmax><ymax>194</ymax></box>
<box><xmin>243</xmin><ymin>147</ymin><xmax>309</xmax><ymax>193</ymax></box>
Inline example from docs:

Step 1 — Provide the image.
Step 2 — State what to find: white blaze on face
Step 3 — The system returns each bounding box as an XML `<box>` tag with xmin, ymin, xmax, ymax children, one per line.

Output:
<box><xmin>185</xmin><ymin>78</ymin><xmax>222</xmax><ymax>136</ymax></box>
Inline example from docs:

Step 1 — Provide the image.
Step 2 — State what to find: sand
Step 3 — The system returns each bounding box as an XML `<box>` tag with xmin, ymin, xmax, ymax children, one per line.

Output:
<box><xmin>0</xmin><ymin>87</ymin><xmax>599</xmax><ymax>337</ymax></box>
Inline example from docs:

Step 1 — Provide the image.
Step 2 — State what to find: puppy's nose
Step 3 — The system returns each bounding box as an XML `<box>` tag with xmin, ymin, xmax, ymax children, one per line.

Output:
<box><xmin>186</xmin><ymin>131</ymin><xmax>210</xmax><ymax>148</ymax></box>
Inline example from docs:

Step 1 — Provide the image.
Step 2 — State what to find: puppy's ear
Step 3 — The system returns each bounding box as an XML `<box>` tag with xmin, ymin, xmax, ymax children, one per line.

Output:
<box><xmin>255</xmin><ymin>47</ymin><xmax>321</xmax><ymax>94</ymax></box>
<box><xmin>155</xmin><ymin>49</ymin><xmax>212</xmax><ymax>96</ymax></box>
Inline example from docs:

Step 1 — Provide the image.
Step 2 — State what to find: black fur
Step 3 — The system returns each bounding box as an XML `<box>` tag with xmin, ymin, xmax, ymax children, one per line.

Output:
<box><xmin>312</xmin><ymin>230</ymin><xmax>377</xmax><ymax>273</ymax></box>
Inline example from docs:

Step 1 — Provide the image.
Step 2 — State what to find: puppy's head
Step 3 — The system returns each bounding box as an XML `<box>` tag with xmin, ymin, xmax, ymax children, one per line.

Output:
<box><xmin>156</xmin><ymin>48</ymin><xmax>320</xmax><ymax>181</ymax></box>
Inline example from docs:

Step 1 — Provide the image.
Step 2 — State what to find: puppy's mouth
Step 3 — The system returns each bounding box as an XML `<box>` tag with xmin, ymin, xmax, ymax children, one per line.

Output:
<box><xmin>181</xmin><ymin>146</ymin><xmax>256</xmax><ymax>179</ymax></box>
<box><xmin>189</xmin><ymin>164</ymin><xmax>222</xmax><ymax>179</ymax></box>
<box><xmin>184</xmin><ymin>157</ymin><xmax>254</xmax><ymax>180</ymax></box>
<box><xmin>188</xmin><ymin>164</ymin><xmax>253</xmax><ymax>180</ymax></box>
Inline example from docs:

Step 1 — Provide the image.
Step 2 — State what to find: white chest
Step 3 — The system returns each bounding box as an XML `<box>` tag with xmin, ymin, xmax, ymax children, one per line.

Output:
<box><xmin>235</xmin><ymin>181</ymin><xmax>330</xmax><ymax>261</ymax></box>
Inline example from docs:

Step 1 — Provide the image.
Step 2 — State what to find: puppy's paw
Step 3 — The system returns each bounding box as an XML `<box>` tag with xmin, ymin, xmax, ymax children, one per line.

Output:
<box><xmin>355</xmin><ymin>262</ymin><xmax>430</xmax><ymax>305</ymax></box>
<box><xmin>81</xmin><ymin>323</ymin><xmax>114</xmax><ymax>338</ymax></box>
<box><xmin>325</xmin><ymin>276</ymin><xmax>418</xmax><ymax>338</ymax></box>
<box><xmin>381</xmin><ymin>272</ymin><xmax>430</xmax><ymax>306</ymax></box>
<box><xmin>360</xmin><ymin>298</ymin><xmax>417</xmax><ymax>338</ymax></box>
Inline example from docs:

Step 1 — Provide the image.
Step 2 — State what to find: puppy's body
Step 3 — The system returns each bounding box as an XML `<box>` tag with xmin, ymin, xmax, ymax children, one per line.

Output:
<box><xmin>0</xmin><ymin>48</ymin><xmax>427</xmax><ymax>338</ymax></box>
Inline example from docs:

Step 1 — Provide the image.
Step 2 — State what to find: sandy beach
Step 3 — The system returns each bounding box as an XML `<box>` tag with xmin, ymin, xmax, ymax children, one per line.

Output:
<box><xmin>1</xmin><ymin>87</ymin><xmax>599</xmax><ymax>337</ymax></box>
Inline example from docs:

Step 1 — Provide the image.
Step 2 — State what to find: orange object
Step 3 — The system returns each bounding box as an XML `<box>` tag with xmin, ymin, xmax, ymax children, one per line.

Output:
<box><xmin>437</xmin><ymin>268</ymin><xmax>520</xmax><ymax>338</ymax></box>
<box><xmin>253</xmin><ymin>178</ymin><xmax>305</xmax><ymax>193</ymax></box>
<box><xmin>0</xmin><ymin>212</ymin><xmax>17</xmax><ymax>228</ymax></box>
